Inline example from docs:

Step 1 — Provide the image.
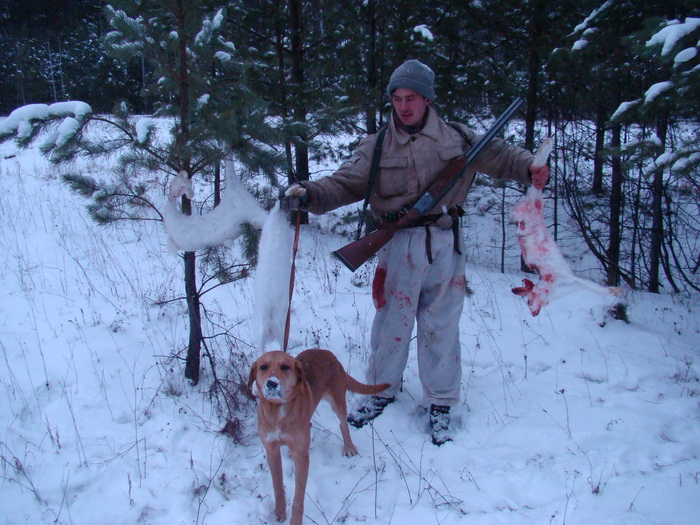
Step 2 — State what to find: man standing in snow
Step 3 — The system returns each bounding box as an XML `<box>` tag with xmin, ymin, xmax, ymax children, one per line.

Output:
<box><xmin>281</xmin><ymin>59</ymin><xmax>549</xmax><ymax>445</ymax></box>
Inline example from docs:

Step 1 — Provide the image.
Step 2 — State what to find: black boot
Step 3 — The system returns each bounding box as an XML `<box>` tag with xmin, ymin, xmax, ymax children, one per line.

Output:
<box><xmin>429</xmin><ymin>404</ymin><xmax>452</xmax><ymax>446</ymax></box>
<box><xmin>347</xmin><ymin>396</ymin><xmax>395</xmax><ymax>428</ymax></box>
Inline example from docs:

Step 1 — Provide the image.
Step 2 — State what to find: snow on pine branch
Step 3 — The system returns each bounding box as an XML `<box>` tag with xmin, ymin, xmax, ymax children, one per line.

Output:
<box><xmin>135</xmin><ymin>118</ymin><xmax>155</xmax><ymax>144</ymax></box>
<box><xmin>613</xmin><ymin>17</ymin><xmax>700</xmax><ymax>120</ymax></box>
<box><xmin>644</xmin><ymin>81</ymin><xmax>674</xmax><ymax>104</ymax></box>
<box><xmin>646</xmin><ymin>17</ymin><xmax>700</xmax><ymax>57</ymax></box>
<box><xmin>0</xmin><ymin>101</ymin><xmax>92</xmax><ymax>142</ymax></box>
<box><xmin>570</xmin><ymin>0</ymin><xmax>613</xmax><ymax>51</ymax></box>
<box><xmin>195</xmin><ymin>8</ymin><xmax>225</xmax><ymax>46</ymax></box>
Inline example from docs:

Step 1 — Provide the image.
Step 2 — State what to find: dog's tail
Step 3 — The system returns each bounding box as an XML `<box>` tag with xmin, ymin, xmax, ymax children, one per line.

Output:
<box><xmin>346</xmin><ymin>374</ymin><xmax>390</xmax><ymax>395</ymax></box>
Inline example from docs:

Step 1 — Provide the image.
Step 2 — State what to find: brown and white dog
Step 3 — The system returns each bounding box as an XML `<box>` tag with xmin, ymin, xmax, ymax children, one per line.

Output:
<box><xmin>248</xmin><ymin>349</ymin><xmax>389</xmax><ymax>525</ymax></box>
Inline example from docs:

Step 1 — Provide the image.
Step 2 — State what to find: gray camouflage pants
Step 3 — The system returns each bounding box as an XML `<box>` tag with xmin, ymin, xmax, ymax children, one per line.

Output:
<box><xmin>365</xmin><ymin>226</ymin><xmax>466</xmax><ymax>406</ymax></box>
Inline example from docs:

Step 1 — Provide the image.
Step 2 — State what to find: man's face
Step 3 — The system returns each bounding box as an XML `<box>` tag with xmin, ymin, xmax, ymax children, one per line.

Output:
<box><xmin>391</xmin><ymin>88</ymin><xmax>430</xmax><ymax>128</ymax></box>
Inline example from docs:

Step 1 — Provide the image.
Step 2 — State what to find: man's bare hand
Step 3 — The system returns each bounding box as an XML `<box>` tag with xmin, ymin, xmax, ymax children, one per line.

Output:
<box><xmin>529</xmin><ymin>164</ymin><xmax>550</xmax><ymax>190</ymax></box>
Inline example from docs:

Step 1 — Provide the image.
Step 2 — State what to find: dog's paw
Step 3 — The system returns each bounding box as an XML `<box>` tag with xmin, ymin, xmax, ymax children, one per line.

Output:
<box><xmin>342</xmin><ymin>443</ymin><xmax>359</xmax><ymax>457</ymax></box>
<box><xmin>274</xmin><ymin>507</ymin><xmax>286</xmax><ymax>522</ymax></box>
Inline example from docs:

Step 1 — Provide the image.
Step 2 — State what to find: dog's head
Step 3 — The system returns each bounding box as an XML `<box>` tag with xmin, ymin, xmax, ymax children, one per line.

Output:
<box><xmin>247</xmin><ymin>351</ymin><xmax>306</xmax><ymax>403</ymax></box>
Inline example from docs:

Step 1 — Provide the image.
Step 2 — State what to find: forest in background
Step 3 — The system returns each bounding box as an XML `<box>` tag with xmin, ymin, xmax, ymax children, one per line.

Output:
<box><xmin>1</xmin><ymin>1</ymin><xmax>699</xmax><ymax>383</ymax></box>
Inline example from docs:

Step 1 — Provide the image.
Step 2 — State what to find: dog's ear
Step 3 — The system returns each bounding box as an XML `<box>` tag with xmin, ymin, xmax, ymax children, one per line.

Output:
<box><xmin>294</xmin><ymin>359</ymin><xmax>306</xmax><ymax>384</ymax></box>
<box><xmin>247</xmin><ymin>360</ymin><xmax>258</xmax><ymax>393</ymax></box>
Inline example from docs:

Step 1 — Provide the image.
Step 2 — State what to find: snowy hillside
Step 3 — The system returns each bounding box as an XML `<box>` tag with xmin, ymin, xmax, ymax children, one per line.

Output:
<box><xmin>1</xmin><ymin>140</ymin><xmax>700</xmax><ymax>525</ymax></box>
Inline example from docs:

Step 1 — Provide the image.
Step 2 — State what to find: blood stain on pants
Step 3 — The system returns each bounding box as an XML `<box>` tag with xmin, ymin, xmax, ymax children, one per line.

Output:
<box><xmin>372</xmin><ymin>266</ymin><xmax>387</xmax><ymax>309</ymax></box>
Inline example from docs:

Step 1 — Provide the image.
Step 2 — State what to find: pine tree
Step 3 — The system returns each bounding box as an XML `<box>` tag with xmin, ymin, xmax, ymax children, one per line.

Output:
<box><xmin>555</xmin><ymin>1</ymin><xmax>667</xmax><ymax>287</ymax></box>
<box><xmin>612</xmin><ymin>11</ymin><xmax>700</xmax><ymax>292</ymax></box>
<box><xmin>228</xmin><ymin>0</ymin><xmax>367</xmax><ymax>202</ymax></box>
<box><xmin>105</xmin><ymin>1</ymin><xmax>282</xmax><ymax>384</ymax></box>
<box><xmin>613</xmin><ymin>14</ymin><xmax>700</xmax><ymax>177</ymax></box>
<box><xmin>226</xmin><ymin>0</ymin><xmax>467</xmax><ymax>234</ymax></box>
<box><xmin>551</xmin><ymin>0</ymin><xmax>699</xmax><ymax>292</ymax></box>
<box><xmin>0</xmin><ymin>1</ymin><xmax>282</xmax><ymax>385</ymax></box>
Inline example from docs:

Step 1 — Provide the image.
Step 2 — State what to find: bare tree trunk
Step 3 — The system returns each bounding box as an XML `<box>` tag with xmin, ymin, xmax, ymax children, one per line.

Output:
<box><xmin>183</xmin><ymin>250</ymin><xmax>202</xmax><ymax>383</ymax></box>
<box><xmin>175</xmin><ymin>0</ymin><xmax>202</xmax><ymax>384</ymax></box>
<box><xmin>500</xmin><ymin>184</ymin><xmax>507</xmax><ymax>274</ymax></box>
<box><xmin>272</xmin><ymin>15</ymin><xmax>296</xmax><ymax>188</ymax></box>
<box><xmin>14</xmin><ymin>42</ymin><xmax>27</xmax><ymax>106</ymax></box>
<box><xmin>592</xmin><ymin>105</ymin><xmax>606</xmax><ymax>195</ymax></box>
<box><xmin>549</xmin><ymin>115</ymin><xmax>558</xmax><ymax>242</ymax></box>
<box><xmin>648</xmin><ymin>115</ymin><xmax>667</xmax><ymax>293</ymax></box>
<box><xmin>214</xmin><ymin>161</ymin><xmax>221</xmax><ymax>207</ymax></box>
<box><xmin>289</xmin><ymin>0</ymin><xmax>308</xmax><ymax>225</ymax></box>
<box><xmin>364</xmin><ymin>0</ymin><xmax>378</xmax><ymax>135</ymax></box>
<box><xmin>630</xmin><ymin>146</ymin><xmax>644</xmax><ymax>290</ymax></box>
<box><xmin>661</xmin><ymin>193</ymin><xmax>683</xmax><ymax>293</ymax></box>
<box><xmin>47</xmin><ymin>39</ymin><xmax>58</xmax><ymax>102</ymax></box>
<box><xmin>524</xmin><ymin>4</ymin><xmax>544</xmax><ymax>153</ymax></box>
<box><xmin>606</xmin><ymin>122</ymin><xmax>623</xmax><ymax>286</ymax></box>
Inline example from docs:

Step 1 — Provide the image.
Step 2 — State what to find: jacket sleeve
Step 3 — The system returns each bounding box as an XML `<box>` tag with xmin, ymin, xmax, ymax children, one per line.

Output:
<box><xmin>453</xmin><ymin>124</ymin><xmax>534</xmax><ymax>186</ymax></box>
<box><xmin>300</xmin><ymin>134</ymin><xmax>377</xmax><ymax>215</ymax></box>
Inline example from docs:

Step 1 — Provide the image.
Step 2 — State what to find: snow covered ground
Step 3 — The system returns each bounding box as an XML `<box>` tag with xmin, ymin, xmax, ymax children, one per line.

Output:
<box><xmin>1</xmin><ymin>139</ymin><xmax>699</xmax><ymax>525</ymax></box>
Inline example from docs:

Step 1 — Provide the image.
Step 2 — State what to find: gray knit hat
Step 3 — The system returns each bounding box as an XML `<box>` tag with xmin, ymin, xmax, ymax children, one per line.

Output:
<box><xmin>386</xmin><ymin>59</ymin><xmax>435</xmax><ymax>100</ymax></box>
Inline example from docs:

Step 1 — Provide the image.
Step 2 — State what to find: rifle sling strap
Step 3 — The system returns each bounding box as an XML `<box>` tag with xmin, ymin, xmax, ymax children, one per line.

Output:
<box><xmin>356</xmin><ymin>122</ymin><xmax>471</xmax><ymax>241</ymax></box>
<box><xmin>355</xmin><ymin>125</ymin><xmax>387</xmax><ymax>240</ymax></box>
<box><xmin>355</xmin><ymin>121</ymin><xmax>473</xmax><ymax>242</ymax></box>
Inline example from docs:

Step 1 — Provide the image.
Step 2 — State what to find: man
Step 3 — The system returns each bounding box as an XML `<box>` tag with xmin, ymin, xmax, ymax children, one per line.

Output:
<box><xmin>282</xmin><ymin>60</ymin><xmax>549</xmax><ymax>445</ymax></box>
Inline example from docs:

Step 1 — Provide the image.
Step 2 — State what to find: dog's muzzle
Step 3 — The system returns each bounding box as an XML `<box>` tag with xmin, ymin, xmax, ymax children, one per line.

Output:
<box><xmin>264</xmin><ymin>376</ymin><xmax>283</xmax><ymax>399</ymax></box>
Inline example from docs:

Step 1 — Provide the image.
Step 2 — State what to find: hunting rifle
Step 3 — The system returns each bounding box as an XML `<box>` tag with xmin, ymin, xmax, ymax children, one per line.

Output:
<box><xmin>333</xmin><ymin>97</ymin><xmax>525</xmax><ymax>272</ymax></box>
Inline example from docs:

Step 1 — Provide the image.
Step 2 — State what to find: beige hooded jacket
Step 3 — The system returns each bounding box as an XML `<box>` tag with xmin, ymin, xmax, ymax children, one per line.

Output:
<box><xmin>301</xmin><ymin>106</ymin><xmax>535</xmax><ymax>219</ymax></box>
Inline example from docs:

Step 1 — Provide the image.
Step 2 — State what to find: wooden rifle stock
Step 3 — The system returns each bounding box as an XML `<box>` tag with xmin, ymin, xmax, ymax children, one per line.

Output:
<box><xmin>333</xmin><ymin>98</ymin><xmax>524</xmax><ymax>272</ymax></box>
<box><xmin>333</xmin><ymin>209</ymin><xmax>420</xmax><ymax>272</ymax></box>
<box><xmin>332</xmin><ymin>159</ymin><xmax>466</xmax><ymax>272</ymax></box>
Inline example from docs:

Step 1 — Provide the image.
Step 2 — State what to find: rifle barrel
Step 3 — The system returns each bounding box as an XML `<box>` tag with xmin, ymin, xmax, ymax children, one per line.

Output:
<box><xmin>424</xmin><ymin>97</ymin><xmax>524</xmax><ymax>214</ymax></box>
